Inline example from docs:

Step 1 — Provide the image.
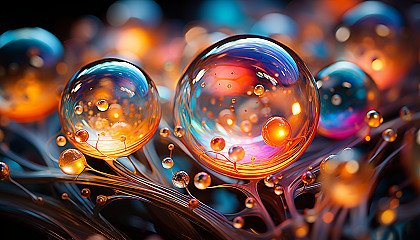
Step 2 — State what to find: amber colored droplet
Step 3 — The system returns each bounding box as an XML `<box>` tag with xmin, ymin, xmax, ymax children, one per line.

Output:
<box><xmin>120</xmin><ymin>135</ymin><xmax>126</xmax><ymax>142</ymax></box>
<box><xmin>400</xmin><ymin>106</ymin><xmax>413</xmax><ymax>121</ymax></box>
<box><xmin>0</xmin><ymin>162</ymin><xmax>10</xmax><ymax>180</ymax></box>
<box><xmin>96</xmin><ymin>195</ymin><xmax>107</xmax><ymax>206</ymax></box>
<box><xmin>227</xmin><ymin>84</ymin><xmax>232</xmax><ymax>89</ymax></box>
<box><xmin>245</xmin><ymin>197</ymin><xmax>256</xmax><ymax>208</ymax></box>
<box><xmin>75</xmin><ymin>129</ymin><xmax>89</xmax><ymax>143</ymax></box>
<box><xmin>229</xmin><ymin>105</ymin><xmax>235</xmax><ymax>111</ymax></box>
<box><xmin>254</xmin><ymin>84</ymin><xmax>264</xmax><ymax>96</ymax></box>
<box><xmin>160</xmin><ymin>127</ymin><xmax>171</xmax><ymax>137</ymax></box>
<box><xmin>62</xmin><ymin>193</ymin><xmax>69</xmax><ymax>200</ymax></box>
<box><xmin>56</xmin><ymin>136</ymin><xmax>67</xmax><ymax>146</ymax></box>
<box><xmin>172</xmin><ymin>170</ymin><xmax>190</xmax><ymax>188</ymax></box>
<box><xmin>201</xmin><ymin>82</ymin><xmax>206</xmax><ymax>88</ymax></box>
<box><xmin>365</xmin><ymin>110</ymin><xmax>383</xmax><ymax>127</ymax></box>
<box><xmin>168</xmin><ymin>143</ymin><xmax>175</xmax><ymax>151</ymax></box>
<box><xmin>194</xmin><ymin>172</ymin><xmax>211</xmax><ymax>190</ymax></box>
<box><xmin>232</xmin><ymin>216</ymin><xmax>245</xmax><ymax>229</ymax></box>
<box><xmin>228</xmin><ymin>145</ymin><xmax>245</xmax><ymax>162</ymax></box>
<box><xmin>96</xmin><ymin>99</ymin><xmax>109</xmax><ymax>111</ymax></box>
<box><xmin>210</xmin><ymin>136</ymin><xmax>225</xmax><ymax>151</ymax></box>
<box><xmin>188</xmin><ymin>198</ymin><xmax>200</xmax><ymax>209</ymax></box>
<box><xmin>74</xmin><ymin>105</ymin><xmax>83</xmax><ymax>115</ymax></box>
<box><xmin>81</xmin><ymin>188</ymin><xmax>91</xmax><ymax>198</ymax></box>
<box><xmin>162</xmin><ymin>157</ymin><xmax>174</xmax><ymax>169</ymax></box>
<box><xmin>59</xmin><ymin>148</ymin><xmax>87</xmax><ymax>175</ymax></box>
<box><xmin>174</xmin><ymin>125</ymin><xmax>185</xmax><ymax>137</ymax></box>
<box><xmin>264</xmin><ymin>175</ymin><xmax>278</xmax><ymax>188</ymax></box>
<box><xmin>382</xmin><ymin>129</ymin><xmax>397</xmax><ymax>142</ymax></box>
<box><xmin>262</xmin><ymin>116</ymin><xmax>291</xmax><ymax>147</ymax></box>
<box><xmin>274</xmin><ymin>185</ymin><xmax>284</xmax><ymax>195</ymax></box>
<box><xmin>301</xmin><ymin>171</ymin><xmax>316</xmax><ymax>184</ymax></box>
<box><xmin>231</xmin><ymin>98</ymin><xmax>236</xmax><ymax>104</ymax></box>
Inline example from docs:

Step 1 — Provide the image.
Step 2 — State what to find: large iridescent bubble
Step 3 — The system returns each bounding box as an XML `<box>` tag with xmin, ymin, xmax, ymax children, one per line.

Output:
<box><xmin>0</xmin><ymin>27</ymin><xmax>64</xmax><ymax>122</ymax></box>
<box><xmin>60</xmin><ymin>58</ymin><xmax>161</xmax><ymax>159</ymax></box>
<box><xmin>174</xmin><ymin>35</ymin><xmax>319</xmax><ymax>179</ymax></box>
<box><xmin>316</xmin><ymin>61</ymin><xmax>380</xmax><ymax>139</ymax></box>
<box><xmin>335</xmin><ymin>1</ymin><xmax>414</xmax><ymax>90</ymax></box>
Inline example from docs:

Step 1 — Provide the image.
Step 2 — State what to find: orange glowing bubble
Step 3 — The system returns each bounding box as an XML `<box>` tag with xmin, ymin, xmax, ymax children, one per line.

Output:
<box><xmin>75</xmin><ymin>129</ymin><xmax>89</xmax><ymax>143</ymax></box>
<box><xmin>210</xmin><ymin>136</ymin><xmax>225</xmax><ymax>151</ymax></box>
<box><xmin>262</xmin><ymin>116</ymin><xmax>291</xmax><ymax>147</ymax></box>
<box><xmin>59</xmin><ymin>148</ymin><xmax>87</xmax><ymax>175</ymax></box>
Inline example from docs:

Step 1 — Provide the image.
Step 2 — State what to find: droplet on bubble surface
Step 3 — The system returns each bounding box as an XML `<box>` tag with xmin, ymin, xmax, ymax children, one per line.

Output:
<box><xmin>173</xmin><ymin>35</ymin><xmax>319</xmax><ymax>179</ymax></box>
<box><xmin>262</xmin><ymin>116</ymin><xmax>291</xmax><ymax>147</ymax></box>
<box><xmin>59</xmin><ymin>58</ymin><xmax>161</xmax><ymax>159</ymax></box>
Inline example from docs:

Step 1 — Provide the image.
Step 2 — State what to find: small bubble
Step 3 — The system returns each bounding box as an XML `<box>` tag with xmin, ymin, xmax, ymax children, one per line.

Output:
<box><xmin>264</xmin><ymin>175</ymin><xmax>278</xmax><ymax>188</ymax></box>
<box><xmin>159</xmin><ymin>127</ymin><xmax>171</xmax><ymax>137</ymax></box>
<box><xmin>227</xmin><ymin>84</ymin><xmax>232</xmax><ymax>89</ymax></box>
<box><xmin>172</xmin><ymin>170</ymin><xmax>190</xmax><ymax>188</ymax></box>
<box><xmin>400</xmin><ymin>106</ymin><xmax>413</xmax><ymax>121</ymax></box>
<box><xmin>210</xmin><ymin>136</ymin><xmax>225</xmax><ymax>151</ymax></box>
<box><xmin>201</xmin><ymin>82</ymin><xmax>206</xmax><ymax>88</ymax></box>
<box><xmin>232</xmin><ymin>216</ymin><xmax>245</xmax><ymax>229</ymax></box>
<box><xmin>231</xmin><ymin>98</ymin><xmax>236</xmax><ymax>104</ymax></box>
<box><xmin>301</xmin><ymin>171</ymin><xmax>316</xmax><ymax>184</ymax></box>
<box><xmin>120</xmin><ymin>135</ymin><xmax>126</xmax><ymax>142</ymax></box>
<box><xmin>96</xmin><ymin>195</ymin><xmax>107</xmax><ymax>206</ymax></box>
<box><xmin>174</xmin><ymin>125</ymin><xmax>185</xmax><ymax>137</ymax></box>
<box><xmin>162</xmin><ymin>157</ymin><xmax>174</xmax><ymax>169</ymax></box>
<box><xmin>365</xmin><ymin>110</ymin><xmax>383</xmax><ymax>127</ymax></box>
<box><xmin>168</xmin><ymin>143</ymin><xmax>175</xmax><ymax>151</ymax></box>
<box><xmin>274</xmin><ymin>185</ymin><xmax>284</xmax><ymax>195</ymax></box>
<box><xmin>194</xmin><ymin>172</ymin><xmax>211</xmax><ymax>190</ymax></box>
<box><xmin>74</xmin><ymin>105</ymin><xmax>83</xmax><ymax>115</ymax></box>
<box><xmin>331</xmin><ymin>94</ymin><xmax>342</xmax><ymax>106</ymax></box>
<box><xmin>188</xmin><ymin>198</ymin><xmax>199</xmax><ymax>209</ymax></box>
<box><xmin>56</xmin><ymin>136</ymin><xmax>67</xmax><ymax>146</ymax></box>
<box><xmin>228</xmin><ymin>145</ymin><xmax>245</xmax><ymax>162</ymax></box>
<box><xmin>59</xmin><ymin>148</ymin><xmax>87</xmax><ymax>175</ymax></box>
<box><xmin>382</xmin><ymin>129</ymin><xmax>397</xmax><ymax>142</ymax></box>
<box><xmin>254</xmin><ymin>84</ymin><xmax>264</xmax><ymax>96</ymax></box>
<box><xmin>240</xmin><ymin>120</ymin><xmax>252</xmax><ymax>133</ymax></box>
<box><xmin>81</xmin><ymin>188</ymin><xmax>91</xmax><ymax>198</ymax></box>
<box><xmin>96</xmin><ymin>99</ymin><xmax>109</xmax><ymax>111</ymax></box>
<box><xmin>75</xmin><ymin>129</ymin><xmax>89</xmax><ymax>142</ymax></box>
<box><xmin>245</xmin><ymin>197</ymin><xmax>256</xmax><ymax>208</ymax></box>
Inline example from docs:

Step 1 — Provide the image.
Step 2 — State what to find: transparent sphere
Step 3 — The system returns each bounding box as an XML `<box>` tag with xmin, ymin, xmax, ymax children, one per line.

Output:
<box><xmin>0</xmin><ymin>27</ymin><xmax>64</xmax><ymax>122</ymax></box>
<box><xmin>174</xmin><ymin>35</ymin><xmax>319</xmax><ymax>179</ymax></box>
<box><xmin>60</xmin><ymin>58</ymin><xmax>161</xmax><ymax>159</ymax></box>
<box><xmin>59</xmin><ymin>148</ymin><xmax>87</xmax><ymax>175</ymax></box>
<box><xmin>336</xmin><ymin>1</ymin><xmax>414</xmax><ymax>90</ymax></box>
<box><xmin>316</xmin><ymin>61</ymin><xmax>380</xmax><ymax>139</ymax></box>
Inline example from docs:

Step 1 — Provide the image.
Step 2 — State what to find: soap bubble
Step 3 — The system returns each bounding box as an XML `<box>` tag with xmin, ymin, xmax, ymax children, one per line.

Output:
<box><xmin>174</xmin><ymin>35</ymin><xmax>319</xmax><ymax>179</ymax></box>
<box><xmin>59</xmin><ymin>58</ymin><xmax>161</xmax><ymax>159</ymax></box>
<box><xmin>336</xmin><ymin>1</ymin><xmax>414</xmax><ymax>90</ymax></box>
<box><xmin>316</xmin><ymin>61</ymin><xmax>380</xmax><ymax>139</ymax></box>
<box><xmin>0</xmin><ymin>27</ymin><xmax>64</xmax><ymax>122</ymax></box>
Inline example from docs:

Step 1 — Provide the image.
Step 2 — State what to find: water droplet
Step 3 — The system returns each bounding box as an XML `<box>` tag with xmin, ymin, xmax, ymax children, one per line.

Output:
<box><xmin>75</xmin><ymin>129</ymin><xmax>89</xmax><ymax>143</ymax></box>
<box><xmin>228</xmin><ymin>145</ymin><xmax>245</xmax><ymax>162</ymax></box>
<box><xmin>262</xmin><ymin>116</ymin><xmax>291</xmax><ymax>147</ymax></box>
<box><xmin>56</xmin><ymin>136</ymin><xmax>67</xmax><ymax>146</ymax></box>
<box><xmin>188</xmin><ymin>198</ymin><xmax>199</xmax><ymax>209</ymax></box>
<box><xmin>232</xmin><ymin>216</ymin><xmax>245</xmax><ymax>228</ymax></box>
<box><xmin>301</xmin><ymin>171</ymin><xmax>316</xmax><ymax>184</ymax></box>
<box><xmin>96</xmin><ymin>99</ymin><xmax>109</xmax><ymax>111</ymax></box>
<box><xmin>194</xmin><ymin>172</ymin><xmax>211</xmax><ymax>190</ymax></box>
<box><xmin>74</xmin><ymin>105</ymin><xmax>83</xmax><ymax>115</ymax></box>
<box><xmin>160</xmin><ymin>127</ymin><xmax>171</xmax><ymax>137</ymax></box>
<box><xmin>59</xmin><ymin>148</ymin><xmax>87</xmax><ymax>175</ymax></box>
<box><xmin>174</xmin><ymin>125</ymin><xmax>185</xmax><ymax>137</ymax></box>
<box><xmin>254</xmin><ymin>84</ymin><xmax>264</xmax><ymax>96</ymax></box>
<box><xmin>382</xmin><ymin>128</ymin><xmax>397</xmax><ymax>142</ymax></box>
<box><xmin>365</xmin><ymin>110</ymin><xmax>383</xmax><ymax>127</ymax></box>
<box><xmin>172</xmin><ymin>170</ymin><xmax>190</xmax><ymax>188</ymax></box>
<box><xmin>245</xmin><ymin>197</ymin><xmax>256</xmax><ymax>208</ymax></box>
<box><xmin>210</xmin><ymin>136</ymin><xmax>225</xmax><ymax>151</ymax></box>
<box><xmin>162</xmin><ymin>157</ymin><xmax>174</xmax><ymax>169</ymax></box>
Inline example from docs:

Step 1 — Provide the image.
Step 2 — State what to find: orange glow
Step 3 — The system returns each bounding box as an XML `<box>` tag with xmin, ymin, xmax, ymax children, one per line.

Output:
<box><xmin>116</xmin><ymin>28</ymin><xmax>150</xmax><ymax>57</ymax></box>
<box><xmin>371</xmin><ymin>59</ymin><xmax>384</xmax><ymax>71</ymax></box>
<box><xmin>323</xmin><ymin>212</ymin><xmax>334</xmax><ymax>223</ymax></box>
<box><xmin>380</xmin><ymin>209</ymin><xmax>396</xmax><ymax>225</ymax></box>
<box><xmin>262</xmin><ymin>116</ymin><xmax>291</xmax><ymax>147</ymax></box>
<box><xmin>292</xmin><ymin>102</ymin><xmax>301</xmax><ymax>115</ymax></box>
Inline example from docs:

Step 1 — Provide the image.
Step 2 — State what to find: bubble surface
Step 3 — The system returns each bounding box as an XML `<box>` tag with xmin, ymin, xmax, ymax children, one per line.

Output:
<box><xmin>0</xmin><ymin>27</ymin><xmax>64</xmax><ymax>122</ymax></box>
<box><xmin>59</xmin><ymin>58</ymin><xmax>161</xmax><ymax>159</ymax></box>
<box><xmin>316</xmin><ymin>61</ymin><xmax>380</xmax><ymax>139</ymax></box>
<box><xmin>173</xmin><ymin>35</ymin><xmax>319</xmax><ymax>179</ymax></box>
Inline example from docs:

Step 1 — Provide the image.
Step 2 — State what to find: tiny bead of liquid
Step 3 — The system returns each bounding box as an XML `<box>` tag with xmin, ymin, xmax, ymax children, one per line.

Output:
<box><xmin>245</xmin><ymin>197</ymin><xmax>256</xmax><ymax>208</ymax></box>
<box><xmin>210</xmin><ymin>136</ymin><xmax>225</xmax><ymax>151</ymax></box>
<box><xmin>159</xmin><ymin>127</ymin><xmax>171</xmax><ymax>137</ymax></box>
<box><xmin>365</xmin><ymin>110</ymin><xmax>383</xmax><ymax>127</ymax></box>
<box><xmin>56</xmin><ymin>136</ymin><xmax>67</xmax><ymax>146</ymax></box>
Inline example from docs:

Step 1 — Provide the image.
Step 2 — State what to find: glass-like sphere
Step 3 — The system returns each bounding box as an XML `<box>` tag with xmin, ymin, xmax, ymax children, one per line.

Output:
<box><xmin>0</xmin><ymin>27</ymin><xmax>64</xmax><ymax>122</ymax></box>
<box><xmin>60</xmin><ymin>58</ymin><xmax>161</xmax><ymax>159</ymax></box>
<box><xmin>316</xmin><ymin>61</ymin><xmax>380</xmax><ymax>139</ymax></box>
<box><xmin>174</xmin><ymin>35</ymin><xmax>319</xmax><ymax>179</ymax></box>
<box><xmin>335</xmin><ymin>1</ymin><xmax>414</xmax><ymax>90</ymax></box>
<box><xmin>59</xmin><ymin>148</ymin><xmax>87</xmax><ymax>175</ymax></box>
